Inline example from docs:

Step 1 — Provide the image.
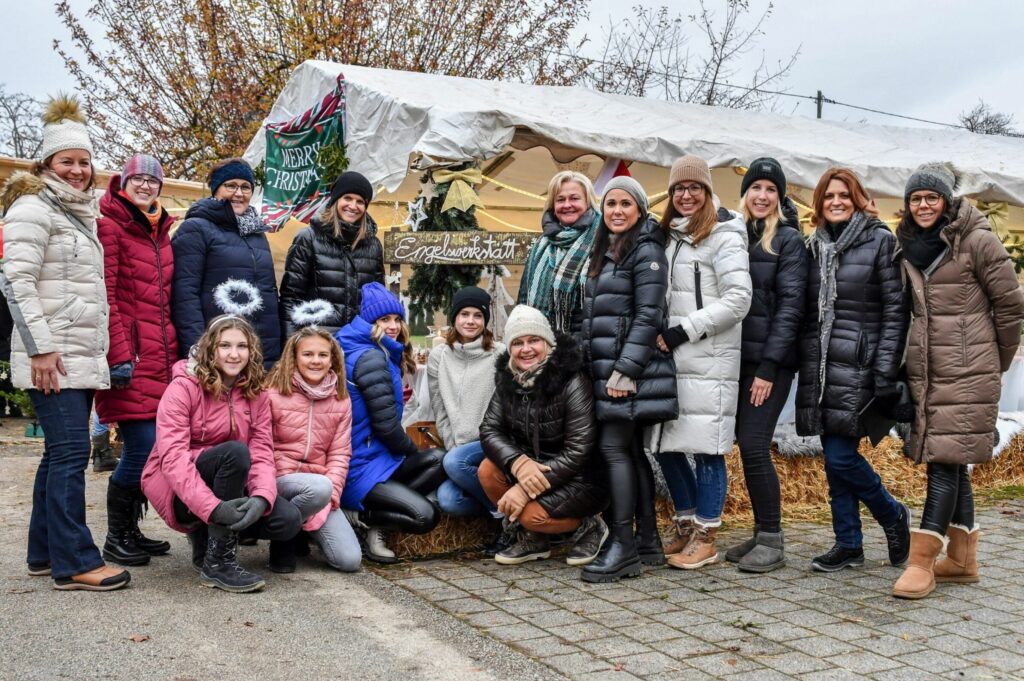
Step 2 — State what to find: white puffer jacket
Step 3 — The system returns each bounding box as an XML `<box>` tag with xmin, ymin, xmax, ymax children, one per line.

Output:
<box><xmin>427</xmin><ymin>336</ymin><xmax>504</xmax><ymax>449</ymax></box>
<box><xmin>0</xmin><ymin>171</ymin><xmax>110</xmax><ymax>390</ymax></box>
<box><xmin>648</xmin><ymin>207</ymin><xmax>751</xmax><ymax>455</ymax></box>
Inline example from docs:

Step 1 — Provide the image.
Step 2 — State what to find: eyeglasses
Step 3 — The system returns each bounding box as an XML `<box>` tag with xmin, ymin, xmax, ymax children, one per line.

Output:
<box><xmin>127</xmin><ymin>175</ymin><xmax>160</xmax><ymax>188</ymax></box>
<box><xmin>672</xmin><ymin>183</ymin><xmax>705</xmax><ymax>196</ymax></box>
<box><xmin>221</xmin><ymin>182</ymin><xmax>253</xmax><ymax>195</ymax></box>
<box><xmin>908</xmin><ymin>193</ymin><xmax>942</xmax><ymax>207</ymax></box>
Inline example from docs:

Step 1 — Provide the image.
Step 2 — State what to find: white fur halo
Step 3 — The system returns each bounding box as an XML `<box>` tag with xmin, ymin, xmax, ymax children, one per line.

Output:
<box><xmin>213</xmin><ymin>278</ymin><xmax>264</xmax><ymax>317</ymax></box>
<box><xmin>291</xmin><ymin>298</ymin><xmax>335</xmax><ymax>327</ymax></box>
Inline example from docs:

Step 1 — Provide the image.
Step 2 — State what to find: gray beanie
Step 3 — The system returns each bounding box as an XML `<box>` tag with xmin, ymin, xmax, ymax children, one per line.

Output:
<box><xmin>905</xmin><ymin>162</ymin><xmax>958</xmax><ymax>204</ymax></box>
<box><xmin>503</xmin><ymin>305</ymin><xmax>555</xmax><ymax>347</ymax></box>
<box><xmin>601</xmin><ymin>176</ymin><xmax>649</xmax><ymax>216</ymax></box>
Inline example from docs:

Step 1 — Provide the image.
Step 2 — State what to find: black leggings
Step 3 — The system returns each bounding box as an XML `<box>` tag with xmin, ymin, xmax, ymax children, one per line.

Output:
<box><xmin>735</xmin><ymin>372</ymin><xmax>793</xmax><ymax>534</ymax></box>
<box><xmin>920</xmin><ymin>462</ymin><xmax>974</xmax><ymax>534</ymax></box>
<box><xmin>362</xmin><ymin>448</ymin><xmax>446</xmax><ymax>534</ymax></box>
<box><xmin>599</xmin><ymin>420</ymin><xmax>658</xmax><ymax>525</ymax></box>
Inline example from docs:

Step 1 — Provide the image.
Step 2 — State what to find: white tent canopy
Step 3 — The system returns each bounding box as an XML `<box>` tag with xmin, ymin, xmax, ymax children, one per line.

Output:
<box><xmin>245</xmin><ymin>61</ymin><xmax>1024</xmax><ymax>205</ymax></box>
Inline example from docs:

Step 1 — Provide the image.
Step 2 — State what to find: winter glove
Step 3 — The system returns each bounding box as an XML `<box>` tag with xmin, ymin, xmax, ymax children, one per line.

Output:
<box><xmin>511</xmin><ymin>455</ymin><xmax>552</xmax><ymax>499</ymax></box>
<box><xmin>229</xmin><ymin>496</ymin><xmax>270</xmax><ymax>532</ymax></box>
<box><xmin>890</xmin><ymin>382</ymin><xmax>916</xmax><ymax>423</ymax></box>
<box><xmin>209</xmin><ymin>498</ymin><xmax>248</xmax><ymax>527</ymax></box>
<box><xmin>661</xmin><ymin>324</ymin><xmax>690</xmax><ymax>350</ymax></box>
<box><xmin>497</xmin><ymin>484</ymin><xmax>530</xmax><ymax>523</ymax></box>
<box><xmin>109</xmin><ymin>361</ymin><xmax>133</xmax><ymax>390</ymax></box>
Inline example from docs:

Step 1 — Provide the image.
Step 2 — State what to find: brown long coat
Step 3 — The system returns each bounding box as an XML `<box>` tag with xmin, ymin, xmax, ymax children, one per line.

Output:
<box><xmin>902</xmin><ymin>200</ymin><xmax>1024</xmax><ymax>464</ymax></box>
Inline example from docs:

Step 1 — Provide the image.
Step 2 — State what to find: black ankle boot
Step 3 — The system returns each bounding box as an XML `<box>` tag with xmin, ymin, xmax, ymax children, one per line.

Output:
<box><xmin>269</xmin><ymin>539</ymin><xmax>297</xmax><ymax>574</ymax></box>
<box><xmin>634</xmin><ymin>515</ymin><xmax>666</xmax><ymax>567</ymax></box>
<box><xmin>102</xmin><ymin>479</ymin><xmax>150</xmax><ymax>566</ymax></box>
<box><xmin>128</xmin><ymin>487</ymin><xmax>170</xmax><ymax>556</ymax></box>
<box><xmin>200</xmin><ymin>526</ymin><xmax>266</xmax><ymax>593</ymax></box>
<box><xmin>581</xmin><ymin>521</ymin><xmax>643</xmax><ymax>583</ymax></box>
<box><xmin>188</xmin><ymin>526</ymin><xmax>208</xmax><ymax>573</ymax></box>
<box><xmin>91</xmin><ymin>432</ymin><xmax>119</xmax><ymax>473</ymax></box>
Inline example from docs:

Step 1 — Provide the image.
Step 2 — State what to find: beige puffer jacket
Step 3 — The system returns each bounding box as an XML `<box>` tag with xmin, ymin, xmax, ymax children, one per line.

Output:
<box><xmin>0</xmin><ymin>171</ymin><xmax>110</xmax><ymax>390</ymax></box>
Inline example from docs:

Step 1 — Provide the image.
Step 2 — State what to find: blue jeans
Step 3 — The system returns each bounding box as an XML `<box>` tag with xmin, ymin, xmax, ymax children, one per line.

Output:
<box><xmin>111</xmin><ymin>419</ymin><xmax>156</xmax><ymax>488</ymax></box>
<box><xmin>90</xmin><ymin>407</ymin><xmax>108</xmax><ymax>437</ymax></box>
<box><xmin>655</xmin><ymin>452</ymin><xmax>728</xmax><ymax>525</ymax></box>
<box><xmin>821</xmin><ymin>435</ymin><xmax>901</xmax><ymax>549</ymax></box>
<box><xmin>436</xmin><ymin>441</ymin><xmax>496</xmax><ymax>517</ymax></box>
<box><xmin>27</xmin><ymin>389</ymin><xmax>104</xmax><ymax>579</ymax></box>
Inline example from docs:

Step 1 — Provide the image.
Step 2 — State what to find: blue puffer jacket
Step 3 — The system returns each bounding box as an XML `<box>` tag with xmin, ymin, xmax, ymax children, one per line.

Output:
<box><xmin>171</xmin><ymin>198</ymin><xmax>282</xmax><ymax>363</ymax></box>
<box><xmin>335</xmin><ymin>315</ymin><xmax>417</xmax><ymax>509</ymax></box>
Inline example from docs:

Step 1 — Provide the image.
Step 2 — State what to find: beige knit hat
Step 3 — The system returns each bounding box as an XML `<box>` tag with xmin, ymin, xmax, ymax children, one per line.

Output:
<box><xmin>668</xmin><ymin>155</ymin><xmax>713</xmax><ymax>193</ymax></box>
<box><xmin>39</xmin><ymin>94</ymin><xmax>94</xmax><ymax>161</ymax></box>
<box><xmin>503</xmin><ymin>305</ymin><xmax>555</xmax><ymax>347</ymax></box>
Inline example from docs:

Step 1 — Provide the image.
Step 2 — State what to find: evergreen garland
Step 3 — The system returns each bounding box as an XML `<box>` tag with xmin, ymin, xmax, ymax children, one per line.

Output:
<box><xmin>406</xmin><ymin>163</ymin><xmax>484</xmax><ymax>318</ymax></box>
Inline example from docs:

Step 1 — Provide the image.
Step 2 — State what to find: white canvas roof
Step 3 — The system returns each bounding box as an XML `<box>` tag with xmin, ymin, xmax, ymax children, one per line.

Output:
<box><xmin>245</xmin><ymin>61</ymin><xmax>1024</xmax><ymax>206</ymax></box>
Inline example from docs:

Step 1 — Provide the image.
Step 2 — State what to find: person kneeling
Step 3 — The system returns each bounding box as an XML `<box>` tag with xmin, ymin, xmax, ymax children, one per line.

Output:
<box><xmin>142</xmin><ymin>316</ymin><xmax>302</xmax><ymax>593</ymax></box>
<box><xmin>479</xmin><ymin>305</ymin><xmax>608</xmax><ymax>566</ymax></box>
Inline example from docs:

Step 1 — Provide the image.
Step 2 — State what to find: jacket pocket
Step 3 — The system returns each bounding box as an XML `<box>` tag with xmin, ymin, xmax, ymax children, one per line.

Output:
<box><xmin>47</xmin><ymin>296</ymin><xmax>87</xmax><ymax>333</ymax></box>
<box><xmin>693</xmin><ymin>262</ymin><xmax>704</xmax><ymax>310</ymax></box>
<box><xmin>856</xmin><ymin>331</ymin><xmax>868</xmax><ymax>367</ymax></box>
<box><xmin>959</xmin><ymin>319</ymin><xmax>968</xmax><ymax>366</ymax></box>
<box><xmin>130</xmin><ymin>321</ymin><xmax>141</xmax><ymax>363</ymax></box>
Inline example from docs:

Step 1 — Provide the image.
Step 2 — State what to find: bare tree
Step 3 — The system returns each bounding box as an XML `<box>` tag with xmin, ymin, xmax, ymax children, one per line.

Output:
<box><xmin>0</xmin><ymin>85</ymin><xmax>43</xmax><ymax>159</ymax></box>
<box><xmin>958</xmin><ymin>100</ymin><xmax>1021</xmax><ymax>137</ymax></box>
<box><xmin>580</xmin><ymin>1</ymin><xmax>799</xmax><ymax>110</ymax></box>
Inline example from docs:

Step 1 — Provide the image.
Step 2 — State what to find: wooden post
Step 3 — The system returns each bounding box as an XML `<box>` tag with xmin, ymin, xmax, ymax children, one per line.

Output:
<box><xmin>816</xmin><ymin>90</ymin><xmax>824</xmax><ymax>119</ymax></box>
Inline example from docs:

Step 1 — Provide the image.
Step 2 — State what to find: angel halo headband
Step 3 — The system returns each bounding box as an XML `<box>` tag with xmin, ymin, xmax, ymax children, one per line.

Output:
<box><xmin>290</xmin><ymin>298</ymin><xmax>334</xmax><ymax>328</ymax></box>
<box><xmin>213</xmin><ymin>279</ymin><xmax>263</xmax><ymax>317</ymax></box>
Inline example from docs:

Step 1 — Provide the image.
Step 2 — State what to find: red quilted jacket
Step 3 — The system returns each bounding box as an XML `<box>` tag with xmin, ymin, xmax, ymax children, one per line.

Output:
<box><xmin>95</xmin><ymin>175</ymin><xmax>178</xmax><ymax>423</ymax></box>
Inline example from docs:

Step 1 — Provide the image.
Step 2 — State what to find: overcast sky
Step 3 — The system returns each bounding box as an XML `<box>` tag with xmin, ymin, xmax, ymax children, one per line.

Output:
<box><xmin>4</xmin><ymin>0</ymin><xmax>1021</xmax><ymax>132</ymax></box>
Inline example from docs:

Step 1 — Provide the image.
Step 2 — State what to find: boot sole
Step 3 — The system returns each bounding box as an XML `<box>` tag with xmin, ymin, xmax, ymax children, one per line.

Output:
<box><xmin>27</xmin><ymin>565</ymin><xmax>51</xmax><ymax>577</ymax></box>
<box><xmin>53</xmin><ymin>575</ymin><xmax>131</xmax><ymax>591</ymax></box>
<box><xmin>102</xmin><ymin>549</ymin><xmax>151</xmax><ymax>567</ymax></box>
<box><xmin>364</xmin><ymin>553</ymin><xmax>398</xmax><ymax>565</ymax></box>
<box><xmin>638</xmin><ymin>551</ymin><xmax>667</xmax><ymax>567</ymax></box>
<box><xmin>581</xmin><ymin>560</ymin><xmax>643</xmax><ymax>583</ymax></box>
<box><xmin>668</xmin><ymin>553</ymin><xmax>719</xmax><ymax>570</ymax></box>
<box><xmin>738</xmin><ymin>557</ymin><xmax>786</xmax><ymax>573</ymax></box>
<box><xmin>495</xmin><ymin>550</ymin><xmax>550</xmax><ymax>566</ymax></box>
<box><xmin>893</xmin><ymin>584</ymin><xmax>935</xmax><ymax>599</ymax></box>
<box><xmin>810</xmin><ymin>557</ymin><xmax>864</xmax><ymax>573</ymax></box>
<box><xmin>199</xmin><ymin>576</ymin><xmax>266</xmax><ymax>593</ymax></box>
<box><xmin>935</xmin><ymin>575</ymin><xmax>979</xmax><ymax>584</ymax></box>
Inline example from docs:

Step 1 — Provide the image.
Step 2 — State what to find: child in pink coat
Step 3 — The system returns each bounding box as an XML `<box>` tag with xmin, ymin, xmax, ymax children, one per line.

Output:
<box><xmin>265</xmin><ymin>325</ymin><xmax>359</xmax><ymax>572</ymax></box>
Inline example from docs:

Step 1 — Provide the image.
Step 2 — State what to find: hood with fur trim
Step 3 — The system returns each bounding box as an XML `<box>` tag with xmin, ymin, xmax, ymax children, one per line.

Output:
<box><xmin>493</xmin><ymin>333</ymin><xmax>583</xmax><ymax>399</ymax></box>
<box><xmin>0</xmin><ymin>171</ymin><xmax>46</xmax><ymax>214</ymax></box>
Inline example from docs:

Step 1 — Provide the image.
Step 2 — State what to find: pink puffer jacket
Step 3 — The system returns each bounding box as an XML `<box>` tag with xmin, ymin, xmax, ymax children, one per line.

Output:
<box><xmin>269</xmin><ymin>381</ymin><xmax>352</xmax><ymax>530</ymax></box>
<box><xmin>142</xmin><ymin>360</ymin><xmax>277</xmax><ymax>533</ymax></box>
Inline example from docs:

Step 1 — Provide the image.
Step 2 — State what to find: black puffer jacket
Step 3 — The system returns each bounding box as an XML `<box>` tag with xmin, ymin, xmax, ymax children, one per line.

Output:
<box><xmin>796</xmin><ymin>216</ymin><xmax>909</xmax><ymax>438</ymax></box>
<box><xmin>171</xmin><ymin>198</ymin><xmax>281</xmax><ymax>362</ymax></box>
<box><xmin>741</xmin><ymin>198</ymin><xmax>809</xmax><ymax>379</ymax></box>
<box><xmin>279</xmin><ymin>215</ymin><xmax>384</xmax><ymax>336</ymax></box>
<box><xmin>480</xmin><ymin>336</ymin><xmax>606</xmax><ymax>519</ymax></box>
<box><xmin>582</xmin><ymin>215</ymin><xmax>677</xmax><ymax>423</ymax></box>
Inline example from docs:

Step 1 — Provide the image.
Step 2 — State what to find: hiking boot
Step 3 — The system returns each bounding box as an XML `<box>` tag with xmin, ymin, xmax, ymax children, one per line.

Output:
<box><xmin>495</xmin><ymin>529</ymin><xmax>551</xmax><ymax>565</ymax></box>
<box><xmin>634</xmin><ymin>514</ymin><xmax>666</xmax><ymax>567</ymax></box>
<box><xmin>811</xmin><ymin>544</ymin><xmax>865</xmax><ymax>572</ymax></box>
<box><xmin>53</xmin><ymin>564</ymin><xmax>130</xmax><ymax>591</ymax></box>
<box><xmin>893</xmin><ymin>529</ymin><xmax>945</xmax><ymax>599</ymax></box>
<box><xmin>664</xmin><ymin>516</ymin><xmax>695</xmax><ymax>556</ymax></box>
<box><xmin>582</xmin><ymin>521</ymin><xmax>642</xmax><ymax>583</ymax></box>
<box><xmin>667</xmin><ymin>522</ymin><xmax>719</xmax><ymax>570</ymax></box>
<box><xmin>188</xmin><ymin>526</ymin><xmax>209</xmax><ymax>573</ymax></box>
<box><xmin>566</xmin><ymin>515</ymin><xmax>609</xmax><ymax>567</ymax></box>
<box><xmin>268</xmin><ymin>539</ymin><xmax>297</xmax><ymax>574</ymax></box>
<box><xmin>128</xmin><ymin>487</ymin><xmax>170</xmax><ymax>556</ymax></box>
<box><xmin>725</xmin><ymin>530</ymin><xmax>758</xmax><ymax>563</ymax></box>
<box><xmin>91</xmin><ymin>432</ymin><xmax>119</xmax><ymax>473</ymax></box>
<box><xmin>934</xmin><ymin>524</ymin><xmax>980</xmax><ymax>583</ymax></box>
<box><xmin>883</xmin><ymin>502</ymin><xmax>912</xmax><ymax>567</ymax></box>
<box><xmin>200</xmin><ymin>526</ymin><xmax>265</xmax><ymax>593</ymax></box>
<box><xmin>102</xmin><ymin>479</ymin><xmax>150</xmax><ymax>566</ymax></box>
<box><xmin>363</xmin><ymin>527</ymin><xmax>397</xmax><ymax>564</ymax></box>
<box><xmin>483</xmin><ymin>519</ymin><xmax>517</xmax><ymax>558</ymax></box>
<box><xmin>737</xmin><ymin>530</ymin><xmax>785</xmax><ymax>573</ymax></box>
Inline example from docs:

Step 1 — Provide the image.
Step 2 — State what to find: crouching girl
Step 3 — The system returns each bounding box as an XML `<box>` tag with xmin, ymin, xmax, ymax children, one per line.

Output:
<box><xmin>141</xmin><ymin>316</ymin><xmax>302</xmax><ymax>592</ymax></box>
<box><xmin>265</xmin><ymin>325</ymin><xmax>360</xmax><ymax>573</ymax></box>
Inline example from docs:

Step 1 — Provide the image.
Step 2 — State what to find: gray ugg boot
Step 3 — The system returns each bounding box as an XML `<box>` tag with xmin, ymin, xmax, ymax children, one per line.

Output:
<box><xmin>737</xmin><ymin>530</ymin><xmax>785</xmax><ymax>573</ymax></box>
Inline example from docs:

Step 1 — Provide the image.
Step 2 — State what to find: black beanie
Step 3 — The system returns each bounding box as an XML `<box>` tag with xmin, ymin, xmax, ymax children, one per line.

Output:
<box><xmin>741</xmin><ymin>157</ymin><xmax>787</xmax><ymax>198</ymax></box>
<box><xmin>450</xmin><ymin>286</ymin><xmax>491</xmax><ymax>326</ymax></box>
<box><xmin>329</xmin><ymin>171</ymin><xmax>373</xmax><ymax>207</ymax></box>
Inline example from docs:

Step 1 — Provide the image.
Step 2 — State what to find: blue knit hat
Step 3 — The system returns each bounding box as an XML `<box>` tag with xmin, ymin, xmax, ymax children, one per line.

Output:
<box><xmin>359</xmin><ymin>282</ymin><xmax>405</xmax><ymax>323</ymax></box>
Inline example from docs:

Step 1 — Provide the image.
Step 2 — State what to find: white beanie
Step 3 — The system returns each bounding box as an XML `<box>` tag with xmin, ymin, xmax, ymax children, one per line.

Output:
<box><xmin>39</xmin><ymin>94</ymin><xmax>94</xmax><ymax>161</ymax></box>
<box><xmin>503</xmin><ymin>305</ymin><xmax>555</xmax><ymax>347</ymax></box>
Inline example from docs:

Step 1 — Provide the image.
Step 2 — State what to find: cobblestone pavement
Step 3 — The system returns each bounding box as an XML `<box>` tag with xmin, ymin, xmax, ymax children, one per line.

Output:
<box><xmin>376</xmin><ymin>501</ymin><xmax>1024</xmax><ymax>680</ymax></box>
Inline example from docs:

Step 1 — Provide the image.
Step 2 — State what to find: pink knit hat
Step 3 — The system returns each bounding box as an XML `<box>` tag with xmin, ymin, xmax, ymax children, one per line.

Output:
<box><xmin>121</xmin><ymin>154</ymin><xmax>164</xmax><ymax>186</ymax></box>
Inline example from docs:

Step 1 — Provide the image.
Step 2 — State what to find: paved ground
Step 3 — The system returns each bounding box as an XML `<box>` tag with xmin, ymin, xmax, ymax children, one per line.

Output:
<box><xmin>375</xmin><ymin>505</ymin><xmax>1024</xmax><ymax>680</ymax></box>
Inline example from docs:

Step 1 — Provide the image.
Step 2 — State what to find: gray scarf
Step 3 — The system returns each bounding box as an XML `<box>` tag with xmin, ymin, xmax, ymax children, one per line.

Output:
<box><xmin>236</xmin><ymin>206</ymin><xmax>270</xmax><ymax>236</ymax></box>
<box><xmin>810</xmin><ymin>211</ymin><xmax>872</xmax><ymax>401</ymax></box>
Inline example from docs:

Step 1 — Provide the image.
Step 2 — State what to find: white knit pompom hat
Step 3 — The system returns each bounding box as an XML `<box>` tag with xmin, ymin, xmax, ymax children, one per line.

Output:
<box><xmin>39</xmin><ymin>94</ymin><xmax>94</xmax><ymax>161</ymax></box>
<box><xmin>503</xmin><ymin>305</ymin><xmax>555</xmax><ymax>347</ymax></box>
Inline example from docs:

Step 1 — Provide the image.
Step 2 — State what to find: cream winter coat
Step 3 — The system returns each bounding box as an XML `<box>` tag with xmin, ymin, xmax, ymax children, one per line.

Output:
<box><xmin>649</xmin><ymin>207</ymin><xmax>751</xmax><ymax>455</ymax></box>
<box><xmin>0</xmin><ymin>171</ymin><xmax>109</xmax><ymax>390</ymax></box>
<box><xmin>427</xmin><ymin>337</ymin><xmax>504</xmax><ymax>449</ymax></box>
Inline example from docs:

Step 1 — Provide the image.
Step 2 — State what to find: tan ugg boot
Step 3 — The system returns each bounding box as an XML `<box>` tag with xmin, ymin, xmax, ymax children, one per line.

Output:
<box><xmin>667</xmin><ymin>522</ymin><xmax>718</xmax><ymax>570</ymax></box>
<box><xmin>892</xmin><ymin>529</ymin><xmax>946</xmax><ymax>599</ymax></box>
<box><xmin>934</xmin><ymin>524</ymin><xmax>980</xmax><ymax>584</ymax></box>
<box><xmin>663</xmin><ymin>516</ymin><xmax>695</xmax><ymax>556</ymax></box>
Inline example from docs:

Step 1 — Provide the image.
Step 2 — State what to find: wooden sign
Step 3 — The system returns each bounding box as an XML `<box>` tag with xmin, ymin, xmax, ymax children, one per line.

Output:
<box><xmin>384</xmin><ymin>231</ymin><xmax>538</xmax><ymax>265</ymax></box>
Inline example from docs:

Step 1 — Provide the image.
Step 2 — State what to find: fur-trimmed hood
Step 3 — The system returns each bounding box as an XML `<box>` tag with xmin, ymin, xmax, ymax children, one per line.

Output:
<box><xmin>493</xmin><ymin>333</ymin><xmax>583</xmax><ymax>399</ymax></box>
<box><xmin>0</xmin><ymin>171</ymin><xmax>45</xmax><ymax>214</ymax></box>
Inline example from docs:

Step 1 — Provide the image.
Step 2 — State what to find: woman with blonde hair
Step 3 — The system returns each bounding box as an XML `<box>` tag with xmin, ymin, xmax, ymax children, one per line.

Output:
<box><xmin>335</xmin><ymin>283</ymin><xmax>445</xmax><ymax>562</ymax></box>
<box><xmin>280</xmin><ymin>171</ymin><xmax>385</xmax><ymax>336</ymax></box>
<box><xmin>518</xmin><ymin>171</ymin><xmax>601</xmax><ymax>334</ymax></box>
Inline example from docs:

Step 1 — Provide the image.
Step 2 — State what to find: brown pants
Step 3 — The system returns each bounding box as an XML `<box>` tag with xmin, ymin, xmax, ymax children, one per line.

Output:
<box><xmin>478</xmin><ymin>458</ymin><xmax>581</xmax><ymax>534</ymax></box>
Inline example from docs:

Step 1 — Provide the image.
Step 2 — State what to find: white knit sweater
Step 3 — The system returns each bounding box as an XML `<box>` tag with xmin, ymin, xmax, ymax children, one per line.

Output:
<box><xmin>427</xmin><ymin>337</ymin><xmax>504</xmax><ymax>449</ymax></box>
